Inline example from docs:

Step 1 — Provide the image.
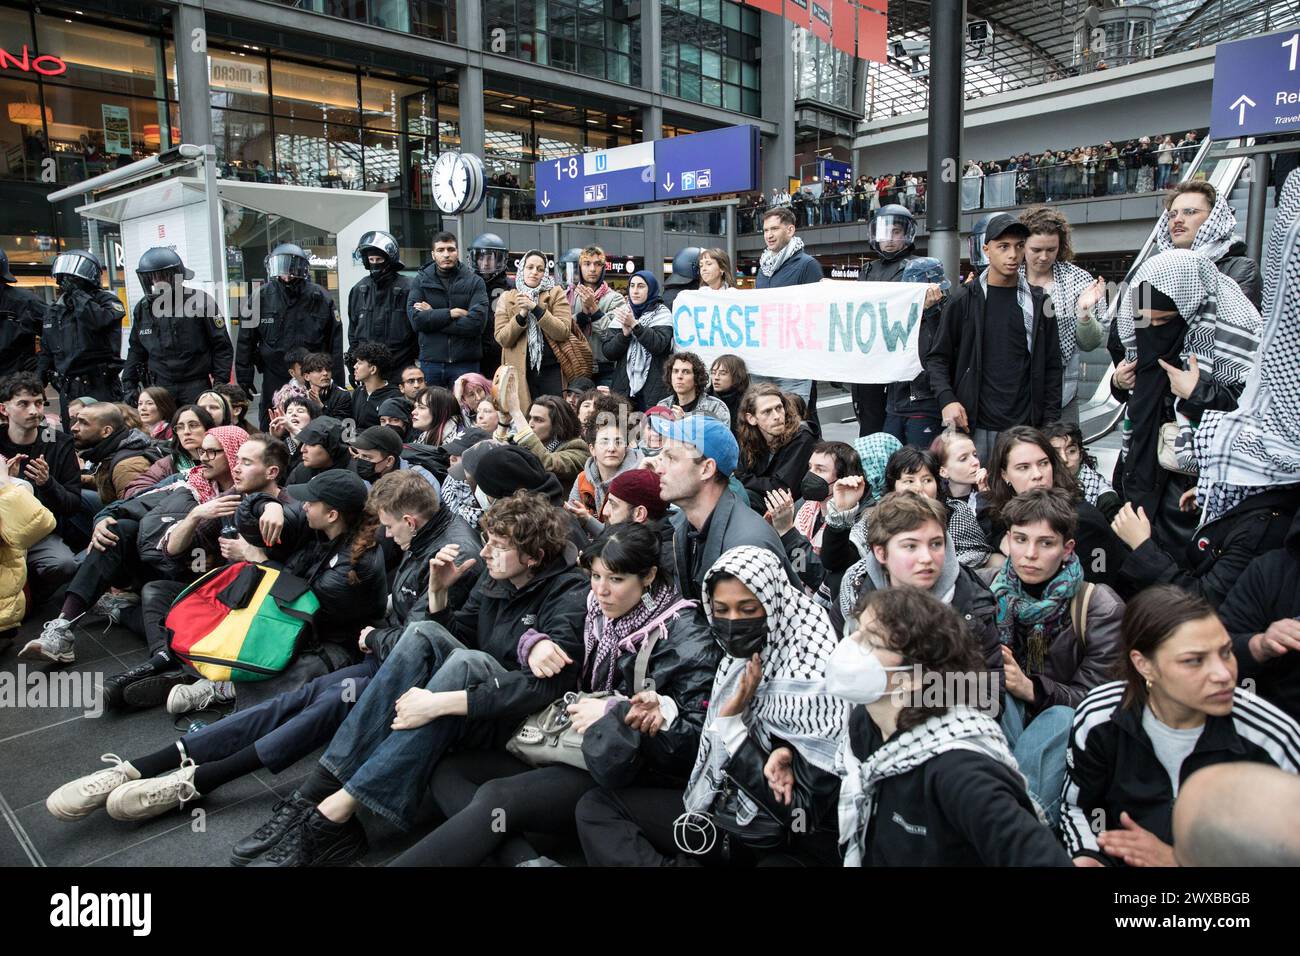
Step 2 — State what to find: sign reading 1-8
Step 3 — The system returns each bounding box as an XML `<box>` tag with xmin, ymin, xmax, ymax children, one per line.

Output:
<box><xmin>554</xmin><ymin>157</ymin><xmax>580</xmax><ymax>179</ymax></box>
<box><xmin>1210</xmin><ymin>28</ymin><xmax>1300</xmax><ymax>139</ymax></box>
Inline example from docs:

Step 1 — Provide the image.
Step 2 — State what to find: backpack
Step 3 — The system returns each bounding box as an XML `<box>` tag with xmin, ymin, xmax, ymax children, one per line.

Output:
<box><xmin>135</xmin><ymin>485</ymin><xmax>200</xmax><ymax>572</ymax></box>
<box><xmin>165</xmin><ymin>561</ymin><xmax>320</xmax><ymax>682</ymax></box>
<box><xmin>401</xmin><ymin>441</ymin><xmax>449</xmax><ymax>482</ymax></box>
<box><xmin>1070</xmin><ymin>583</ymin><xmax>1096</xmax><ymax>646</ymax></box>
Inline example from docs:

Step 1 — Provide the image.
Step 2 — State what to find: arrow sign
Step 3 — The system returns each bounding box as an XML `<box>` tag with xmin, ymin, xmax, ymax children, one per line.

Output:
<box><xmin>539</xmin><ymin>190</ymin><xmax>551</xmax><ymax>209</ymax></box>
<box><xmin>662</xmin><ymin>175</ymin><xmax>674</xmax><ymax>193</ymax></box>
<box><xmin>1231</xmin><ymin>94</ymin><xmax>1257</xmax><ymax>125</ymax></box>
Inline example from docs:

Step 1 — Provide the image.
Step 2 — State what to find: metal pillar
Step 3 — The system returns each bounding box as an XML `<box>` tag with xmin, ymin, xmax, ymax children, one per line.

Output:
<box><xmin>173</xmin><ymin>1</ymin><xmax>213</xmax><ymax>148</ymax></box>
<box><xmin>760</xmin><ymin>14</ymin><xmax>796</xmax><ymax>200</ymax></box>
<box><xmin>640</xmin><ymin>1</ymin><xmax>665</xmax><ymax>283</ymax></box>
<box><xmin>925</xmin><ymin>0</ymin><xmax>964</xmax><ymax>279</ymax></box>
<box><xmin>456</xmin><ymin>0</ymin><xmax>487</xmax><ymax>245</ymax></box>
<box><xmin>1245</xmin><ymin>152</ymin><xmax>1269</xmax><ymax>266</ymax></box>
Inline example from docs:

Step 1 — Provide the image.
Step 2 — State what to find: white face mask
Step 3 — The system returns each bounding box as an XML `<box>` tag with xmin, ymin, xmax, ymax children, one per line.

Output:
<box><xmin>824</xmin><ymin>636</ymin><xmax>911</xmax><ymax>705</ymax></box>
<box><xmin>474</xmin><ymin>486</ymin><xmax>493</xmax><ymax>512</ymax></box>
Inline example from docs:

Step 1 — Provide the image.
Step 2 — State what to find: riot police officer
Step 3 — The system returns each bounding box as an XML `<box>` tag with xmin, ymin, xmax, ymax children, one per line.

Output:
<box><xmin>0</xmin><ymin>249</ymin><xmax>45</xmax><ymax>378</ymax></box>
<box><xmin>852</xmin><ymin>205</ymin><xmax>942</xmax><ymax>436</ymax></box>
<box><xmin>121</xmin><ymin>247</ymin><xmax>233</xmax><ymax>406</ymax></box>
<box><xmin>37</xmin><ymin>249</ymin><xmax>125</xmax><ymax>430</ymax></box>
<box><xmin>662</xmin><ymin>246</ymin><xmax>702</xmax><ymax>309</ymax></box>
<box><xmin>236</xmin><ymin>243</ymin><xmax>343</xmax><ymax>427</ymax></box>
<box><xmin>469</xmin><ymin>232</ymin><xmax>509</xmax><ymax>378</ymax></box>
<box><xmin>347</xmin><ymin>230</ymin><xmax>416</xmax><ymax>382</ymax></box>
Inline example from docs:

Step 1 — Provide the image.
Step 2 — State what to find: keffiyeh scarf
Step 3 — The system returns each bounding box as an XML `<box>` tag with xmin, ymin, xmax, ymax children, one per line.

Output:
<box><xmin>1154</xmin><ymin>193</ymin><xmax>1242</xmax><ymax>265</ymax></box>
<box><xmin>852</xmin><ymin>433</ymin><xmax>902</xmax><ymax>501</ymax></box>
<box><xmin>515</xmin><ymin>269</ymin><xmax>557</xmax><ymax>374</ymax></box>
<box><xmin>990</xmin><ymin>554</ymin><xmax>1084</xmax><ymax>676</ymax></box>
<box><xmin>183</xmin><ymin>425</ymin><xmax>249</xmax><ymax>504</ymax></box>
<box><xmin>759</xmin><ymin>235</ymin><xmax>805</xmax><ymax>278</ymax></box>
<box><xmin>1075</xmin><ymin>463</ymin><xmax>1113</xmax><ymax>508</ymax></box>
<box><xmin>837</xmin><ymin>707</ymin><xmax>1033</xmax><ymax>867</ymax></box>
<box><xmin>684</xmin><ymin>547</ymin><xmax>849</xmax><ymax>818</ymax></box>
<box><xmin>582</xmin><ymin>588</ymin><xmax>696</xmax><ymax>694</ymax></box>
<box><xmin>1022</xmin><ymin>260</ymin><xmax>1095</xmax><ymax>363</ymax></box>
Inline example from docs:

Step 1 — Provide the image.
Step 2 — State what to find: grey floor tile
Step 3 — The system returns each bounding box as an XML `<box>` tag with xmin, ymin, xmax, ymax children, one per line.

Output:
<box><xmin>85</xmin><ymin>792</ymin><xmax>286</xmax><ymax>867</ymax></box>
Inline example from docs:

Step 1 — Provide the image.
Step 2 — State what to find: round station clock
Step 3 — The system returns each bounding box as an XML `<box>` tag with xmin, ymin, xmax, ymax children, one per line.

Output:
<box><xmin>431</xmin><ymin>150</ymin><xmax>486</xmax><ymax>215</ymax></box>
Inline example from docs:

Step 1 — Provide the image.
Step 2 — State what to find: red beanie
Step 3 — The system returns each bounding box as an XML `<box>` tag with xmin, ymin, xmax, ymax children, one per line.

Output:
<box><xmin>607</xmin><ymin>467</ymin><xmax>669</xmax><ymax>520</ymax></box>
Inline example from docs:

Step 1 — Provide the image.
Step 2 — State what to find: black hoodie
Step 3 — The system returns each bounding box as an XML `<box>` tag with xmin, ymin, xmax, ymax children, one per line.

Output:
<box><xmin>0</xmin><ymin>426</ymin><xmax>80</xmax><ymax>517</ymax></box>
<box><xmin>285</xmin><ymin>416</ymin><xmax>355</xmax><ymax>486</ymax></box>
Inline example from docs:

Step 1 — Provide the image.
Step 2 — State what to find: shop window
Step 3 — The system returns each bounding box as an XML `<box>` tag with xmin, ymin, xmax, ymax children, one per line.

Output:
<box><xmin>0</xmin><ymin>77</ymin><xmax>45</xmax><ymax>182</ymax></box>
<box><xmin>204</xmin><ymin>49</ymin><xmax>270</xmax><ymax>114</ymax></box>
<box><xmin>362</xmin><ymin>128</ymin><xmax>400</xmax><ymax>193</ymax></box>
<box><xmin>34</xmin><ymin>17</ymin><xmax>164</xmax><ymax>100</ymax></box>
<box><xmin>36</xmin><ymin>86</ymin><xmax>164</xmax><ymax>183</ymax></box>
<box><xmin>211</xmin><ymin>108</ymin><xmax>273</xmax><ymax>179</ymax></box>
<box><xmin>272</xmin><ymin>59</ymin><xmax>361</xmax><ymax>126</ymax></box>
<box><xmin>360</xmin><ymin>75</ymin><xmax>426</xmax><ymax>132</ymax></box>
<box><xmin>275</xmin><ymin>117</ymin><xmax>363</xmax><ymax>189</ymax></box>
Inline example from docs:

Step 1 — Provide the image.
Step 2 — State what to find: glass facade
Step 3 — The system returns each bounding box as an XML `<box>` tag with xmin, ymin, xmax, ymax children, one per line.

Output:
<box><xmin>793</xmin><ymin>29</ymin><xmax>853</xmax><ymax>111</ymax></box>
<box><xmin>483</xmin><ymin>0</ymin><xmax>638</xmax><ymax>86</ymax></box>
<box><xmin>268</xmin><ymin>0</ymin><xmax>455</xmax><ymax>43</ymax></box>
<box><xmin>661</xmin><ymin>0</ymin><xmax>760</xmax><ymax>116</ymax></box>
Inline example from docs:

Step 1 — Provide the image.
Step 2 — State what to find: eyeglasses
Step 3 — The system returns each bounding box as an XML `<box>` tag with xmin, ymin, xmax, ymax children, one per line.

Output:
<box><xmin>196</xmin><ymin>447</ymin><xmax>224</xmax><ymax>461</ymax></box>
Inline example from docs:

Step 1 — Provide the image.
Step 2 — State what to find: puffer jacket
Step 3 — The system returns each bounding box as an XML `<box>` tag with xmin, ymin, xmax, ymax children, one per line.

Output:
<box><xmin>494</xmin><ymin>285</ymin><xmax>573</xmax><ymax>409</ymax></box>
<box><xmin>83</xmin><ymin>429</ymin><xmax>161</xmax><ymax>505</ymax></box>
<box><xmin>407</xmin><ymin>260</ymin><xmax>489</xmax><ymax>366</ymax></box>
<box><xmin>0</xmin><ymin>480</ymin><xmax>57</xmax><ymax>630</ymax></box>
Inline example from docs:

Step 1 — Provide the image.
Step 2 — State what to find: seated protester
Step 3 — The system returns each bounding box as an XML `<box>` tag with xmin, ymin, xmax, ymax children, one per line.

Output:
<box><xmin>1062</xmin><ymin>586</ymin><xmax>1300</xmax><ymax>867</ymax></box>
<box><xmin>1172</xmin><ymin>762</ymin><xmax>1300</xmax><ymax>866</ymax></box>
<box><xmin>348</xmin><ymin>341</ymin><xmax>400</xmax><ymax>431</ymax></box>
<box><xmin>564</xmin><ymin>413</ymin><xmax>644</xmax><ymax>539</ymax></box>
<box><xmin>982</xmin><ymin>426</ymin><xmax>1124</xmax><ymax>586</ymax></box>
<box><xmin>397</xmin><ymin>363</ymin><xmax>426</xmax><ymax>402</ymax></box>
<box><xmin>1044</xmin><ymin>421</ymin><xmax>1120</xmax><ymax>521</ymax></box>
<box><xmin>474</xmin><ymin>442</ymin><xmax>589</xmax><ymax>551</ymax></box>
<box><xmin>0</xmin><ymin>373</ymin><xmax>80</xmax><ymax>598</ymax></box>
<box><xmin>451</xmin><ymin>371</ymin><xmax>494</xmax><ymax>422</ymax></box>
<box><xmin>441</xmin><ymin>430</ymin><xmax>494</xmax><ymax>529</ymax></box>
<box><xmin>196</xmin><ymin>389</ymin><xmax>234</xmax><ymax>428</ymax></box>
<box><xmin>577</xmin><ymin>546</ymin><xmax>847</xmax><ymax>866</ymax></box>
<box><xmin>214</xmin><ymin>383</ymin><xmax>254</xmax><ymax>433</ymax></box>
<box><xmin>503</xmin><ymin>383</ymin><xmax>589</xmax><ymax>492</ymax></box>
<box><xmin>930</xmin><ymin>428</ymin><xmax>987</xmax><ymax>515</ymax></box>
<box><xmin>833</xmin><ymin>491</ymin><xmax>1003</xmax><ymax>684</ymax></box>
<box><xmin>790</xmin><ymin>441</ymin><xmax>862</xmax><ymax>560</ymax></box>
<box><xmin>708</xmin><ymin>353</ymin><xmax>750</xmax><ymax>434</ymax></box>
<box><xmin>116</xmin><ymin>402</ymin><xmax>145</xmax><ymax>433</ymax></box>
<box><xmin>665</xmin><ymin>351</ymin><xmax>730</xmax><ymax>426</ymax></box>
<box><xmin>1217</xmin><ymin>507</ymin><xmax>1300</xmax><ymax>722</ymax></box>
<box><xmin>390</xmin><ymin>522</ymin><xmax>717</xmax><ymax>866</ymax></box>
<box><xmin>637</xmin><ymin>405</ymin><xmax>673</xmax><ymax>459</ymax></box>
<box><xmin>599</xmin><ymin>270</ymin><xmax>675</xmax><ymax>412</ymax></box>
<box><xmin>562</xmin><ymin>376</ymin><xmax>595</xmax><ymax>415</ymax></box>
<box><xmin>0</xmin><ymin>462</ymin><xmax>57</xmax><ymax>643</ymax></box>
<box><xmin>136</xmin><ymin>386</ymin><xmax>177</xmax><ymax>442</ymax></box>
<box><xmin>285</xmin><ymin>416</ymin><xmax>353</xmax><ymax>487</ymax></box>
<box><xmin>834</xmin><ymin>587</ymin><xmax>1069</xmax><ymax>867</ymax></box>
<box><xmin>852</xmin><ymin>432</ymin><xmax>902</xmax><ymax>509</ymax></box>
<box><xmin>301</xmin><ymin>351</ymin><xmax>353</xmax><ymax>421</ymax></box>
<box><xmin>604</xmin><ymin>467</ymin><xmax>676</xmax><ymax>589</ymax></box>
<box><xmin>349</xmin><ymin>425</ymin><xmax>439</xmax><ymax>491</ymax></box>
<box><xmin>473</xmin><ymin>396</ymin><xmax>503</xmax><ymax>437</ymax></box>
<box><xmin>248</xmin><ymin>491</ymin><xmax>589</xmax><ymax>866</ymax></box>
<box><xmin>734</xmin><ymin>384</ymin><xmax>817</xmax><ymax>513</ymax></box>
<box><xmin>575</xmin><ymin>387</ymin><xmax>626</xmax><ymax>432</ymax></box>
<box><xmin>651</xmin><ymin>414</ymin><xmax>799</xmax><ymax>601</ymax></box>
<box><xmin>284</xmin><ymin>345</ymin><xmax>311</xmax><ymax>394</ymax></box>
<box><xmin>377</xmin><ymin>396</ymin><xmax>414</xmax><ymax>441</ymax></box>
<box><xmin>72</xmin><ymin>402</ymin><xmax>162</xmax><ymax>506</ymax></box>
<box><xmin>979</xmin><ymin>488</ymin><xmax>1124</xmax><ymax>820</ymax></box>
<box><xmin>124</xmin><ymin>404</ymin><xmax>216</xmax><ymax>499</ymax></box>
<box><xmin>410</xmin><ymin>385</ymin><xmax>465</xmax><ymax>447</ymax></box>
<box><xmin>20</xmin><ymin>426</ymin><xmax>249</xmax><ymax>666</ymax></box>
<box><xmin>1109</xmin><ymin>251</ymin><xmax>1261</xmax><ymax>553</ymax></box>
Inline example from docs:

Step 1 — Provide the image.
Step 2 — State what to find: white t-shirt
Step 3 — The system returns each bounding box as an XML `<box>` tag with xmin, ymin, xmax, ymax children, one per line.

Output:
<box><xmin>1142</xmin><ymin>706</ymin><xmax>1204</xmax><ymax>796</ymax></box>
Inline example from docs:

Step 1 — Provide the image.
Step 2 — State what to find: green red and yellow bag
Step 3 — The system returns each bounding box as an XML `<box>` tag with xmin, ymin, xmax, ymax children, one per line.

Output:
<box><xmin>165</xmin><ymin>562</ymin><xmax>320</xmax><ymax>682</ymax></box>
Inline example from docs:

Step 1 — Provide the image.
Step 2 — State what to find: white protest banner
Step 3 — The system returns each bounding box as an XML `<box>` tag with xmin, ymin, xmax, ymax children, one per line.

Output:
<box><xmin>671</xmin><ymin>280</ymin><xmax>927</xmax><ymax>384</ymax></box>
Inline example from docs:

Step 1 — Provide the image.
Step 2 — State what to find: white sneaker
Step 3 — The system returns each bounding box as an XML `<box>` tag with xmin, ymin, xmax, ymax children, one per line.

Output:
<box><xmin>166</xmin><ymin>679</ymin><xmax>236</xmax><ymax>715</ymax></box>
<box><xmin>46</xmin><ymin>754</ymin><xmax>141</xmax><ymax>820</ymax></box>
<box><xmin>18</xmin><ymin>618</ymin><xmax>76</xmax><ymax>664</ymax></box>
<box><xmin>106</xmin><ymin>759</ymin><xmax>200</xmax><ymax>821</ymax></box>
<box><xmin>93</xmin><ymin>591</ymin><xmax>140</xmax><ymax>625</ymax></box>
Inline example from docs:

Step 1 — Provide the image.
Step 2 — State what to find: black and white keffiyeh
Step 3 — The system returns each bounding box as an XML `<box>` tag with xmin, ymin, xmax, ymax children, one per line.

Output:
<box><xmin>514</xmin><ymin>269</ymin><xmax>557</xmax><ymax>374</ymax></box>
<box><xmin>848</xmin><ymin>498</ymin><xmax>990</xmax><ymax>569</ymax></box>
<box><xmin>1075</xmin><ymin>463</ymin><xmax>1114</xmax><ymax>508</ymax></box>
<box><xmin>683</xmin><ymin>546</ymin><xmax>849</xmax><ymax>817</ymax></box>
<box><xmin>980</xmin><ymin>267</ymin><xmax>1036</xmax><ymax>350</ymax></box>
<box><xmin>1264</xmin><ymin>168</ymin><xmax>1300</xmax><ymax>318</ymax></box>
<box><xmin>836</xmin><ymin>706</ymin><xmax>1036</xmax><ymax>867</ymax></box>
<box><xmin>1021</xmin><ymin>260</ymin><xmax>1094</xmax><ymax>364</ymax></box>
<box><xmin>1154</xmin><ymin>192</ymin><xmax>1242</xmax><ymax>264</ymax></box>
<box><xmin>759</xmin><ymin>235</ymin><xmax>805</xmax><ymax>278</ymax></box>
<box><xmin>1193</xmin><ymin>172</ymin><xmax>1300</xmax><ymax>524</ymax></box>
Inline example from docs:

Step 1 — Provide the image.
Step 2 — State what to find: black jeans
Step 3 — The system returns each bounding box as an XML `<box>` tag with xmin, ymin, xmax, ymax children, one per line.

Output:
<box><xmin>68</xmin><ymin>518</ymin><xmax>154</xmax><ymax>609</ymax></box>
<box><xmin>390</xmin><ymin>750</ymin><xmax>595</xmax><ymax>867</ymax></box>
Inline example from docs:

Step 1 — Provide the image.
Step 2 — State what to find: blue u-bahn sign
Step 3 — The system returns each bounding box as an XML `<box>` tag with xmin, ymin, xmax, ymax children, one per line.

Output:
<box><xmin>1210</xmin><ymin>28</ymin><xmax>1300</xmax><ymax>139</ymax></box>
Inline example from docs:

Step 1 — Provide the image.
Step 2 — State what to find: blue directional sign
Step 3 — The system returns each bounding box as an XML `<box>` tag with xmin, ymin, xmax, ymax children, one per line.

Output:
<box><xmin>533</xmin><ymin>125</ymin><xmax>760</xmax><ymax>215</ymax></box>
<box><xmin>1210</xmin><ymin>28</ymin><xmax>1300</xmax><ymax>139</ymax></box>
<box><xmin>820</xmin><ymin>158</ymin><xmax>852</xmax><ymax>185</ymax></box>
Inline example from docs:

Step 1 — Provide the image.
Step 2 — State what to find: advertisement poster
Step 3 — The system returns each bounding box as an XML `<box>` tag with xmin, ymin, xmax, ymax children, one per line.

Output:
<box><xmin>101</xmin><ymin>104</ymin><xmax>132</xmax><ymax>156</ymax></box>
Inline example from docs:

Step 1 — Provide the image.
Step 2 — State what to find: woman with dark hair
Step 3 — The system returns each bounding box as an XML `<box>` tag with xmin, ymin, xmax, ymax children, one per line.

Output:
<box><xmin>213</xmin><ymin>382</ymin><xmax>254</xmax><ymax>432</ymax></box>
<box><xmin>389</xmin><ymin>522</ymin><xmax>717</xmax><ymax>866</ymax></box>
<box><xmin>734</xmin><ymin>383</ymin><xmax>817</xmax><ymax>511</ymax></box>
<box><xmin>1061</xmin><ymin>586</ymin><xmax>1300</xmax><ymax>867</ymax></box>
<box><xmin>708</xmin><ymin>353</ymin><xmax>750</xmax><ymax>430</ymax></box>
<box><xmin>136</xmin><ymin>386</ymin><xmax>177</xmax><ymax>441</ymax></box>
<box><xmin>982</xmin><ymin>425</ymin><xmax>1122</xmax><ymax>584</ymax></box>
<box><xmin>600</xmin><ymin>270</ymin><xmax>675</xmax><ymax>411</ymax></box>
<box><xmin>834</xmin><ymin>586</ymin><xmax>1068</xmax><ymax>866</ymax></box>
<box><xmin>506</xmin><ymin>389</ymin><xmax>588</xmax><ymax>491</ymax></box>
<box><xmin>495</xmin><ymin>249</ymin><xmax>574</xmax><ymax>408</ymax></box>
<box><xmin>411</xmin><ymin>386</ymin><xmax>465</xmax><ymax>447</ymax></box>
<box><xmin>122</xmin><ymin>404</ymin><xmax>216</xmax><ymax>498</ymax></box>
<box><xmin>1043</xmin><ymin>421</ymin><xmax>1120</xmax><ymax>520</ymax></box>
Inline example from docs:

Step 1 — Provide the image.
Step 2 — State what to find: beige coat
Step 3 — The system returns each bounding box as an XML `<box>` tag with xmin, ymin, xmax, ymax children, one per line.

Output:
<box><xmin>0</xmin><ymin>481</ymin><xmax>57</xmax><ymax>630</ymax></box>
<box><xmin>494</xmin><ymin>285</ymin><xmax>573</xmax><ymax>409</ymax></box>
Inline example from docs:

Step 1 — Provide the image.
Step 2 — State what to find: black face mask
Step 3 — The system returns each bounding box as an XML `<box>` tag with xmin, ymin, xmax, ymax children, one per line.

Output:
<box><xmin>799</xmin><ymin>472</ymin><xmax>830</xmax><ymax>503</ymax></box>
<box><xmin>385</xmin><ymin>423</ymin><xmax>410</xmax><ymax>443</ymax></box>
<box><xmin>711</xmin><ymin>617</ymin><xmax>768</xmax><ymax>658</ymax></box>
<box><xmin>354</xmin><ymin>459</ymin><xmax>379</xmax><ymax>482</ymax></box>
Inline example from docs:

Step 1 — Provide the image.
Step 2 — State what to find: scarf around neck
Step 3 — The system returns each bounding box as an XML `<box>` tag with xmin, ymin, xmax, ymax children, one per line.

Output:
<box><xmin>621</xmin><ymin>270</ymin><xmax>672</xmax><ymax>397</ymax></box>
<box><xmin>516</xmin><ymin>265</ymin><xmax>557</xmax><ymax>373</ymax></box>
<box><xmin>1154</xmin><ymin>194</ymin><xmax>1241</xmax><ymax>265</ymax></box>
<box><xmin>1022</xmin><ymin>260</ymin><xmax>1094</xmax><ymax>363</ymax></box>
<box><xmin>581</xmin><ymin>587</ymin><xmax>695</xmax><ymax>694</ymax></box>
<box><xmin>184</xmin><ymin>425</ymin><xmax>249</xmax><ymax>505</ymax></box>
<box><xmin>990</xmin><ymin>553</ymin><xmax>1084</xmax><ymax>675</ymax></box>
<box><xmin>759</xmin><ymin>235</ymin><xmax>805</xmax><ymax>278</ymax></box>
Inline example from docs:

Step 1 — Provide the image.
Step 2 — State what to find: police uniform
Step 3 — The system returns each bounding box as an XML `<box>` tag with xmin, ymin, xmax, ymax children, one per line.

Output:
<box><xmin>0</xmin><ymin>283</ymin><xmax>45</xmax><ymax>378</ymax></box>
<box><xmin>39</xmin><ymin>285</ymin><xmax>125</xmax><ymax>428</ymax></box>
<box><xmin>347</xmin><ymin>268</ymin><xmax>417</xmax><ymax>375</ymax></box>
<box><xmin>122</xmin><ymin>285</ymin><xmax>233</xmax><ymax>405</ymax></box>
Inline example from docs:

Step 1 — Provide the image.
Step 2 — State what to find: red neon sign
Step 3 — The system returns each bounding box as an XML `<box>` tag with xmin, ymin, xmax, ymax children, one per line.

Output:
<box><xmin>0</xmin><ymin>45</ymin><xmax>69</xmax><ymax>77</ymax></box>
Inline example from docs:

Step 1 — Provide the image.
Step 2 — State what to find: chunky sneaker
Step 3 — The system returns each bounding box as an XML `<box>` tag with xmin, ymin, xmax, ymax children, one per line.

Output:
<box><xmin>117</xmin><ymin>663</ymin><xmax>189</xmax><ymax>711</ymax></box>
<box><xmin>92</xmin><ymin>591</ymin><xmax>139</xmax><ymax>624</ymax></box>
<box><xmin>247</xmin><ymin>809</ymin><xmax>368</xmax><ymax>867</ymax></box>
<box><xmin>46</xmin><ymin>754</ymin><xmax>141</xmax><ymax>820</ymax></box>
<box><xmin>106</xmin><ymin>759</ymin><xmax>200</xmax><ymax>821</ymax></box>
<box><xmin>231</xmin><ymin>793</ymin><xmax>315</xmax><ymax>866</ymax></box>
<box><xmin>19</xmin><ymin>617</ymin><xmax>76</xmax><ymax>665</ymax></box>
<box><xmin>166</xmin><ymin>679</ymin><xmax>235</xmax><ymax>715</ymax></box>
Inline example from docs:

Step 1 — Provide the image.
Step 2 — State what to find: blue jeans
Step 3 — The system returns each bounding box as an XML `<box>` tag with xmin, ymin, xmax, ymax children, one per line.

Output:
<box><xmin>883</xmin><ymin>413</ymin><xmax>942</xmax><ymax>450</ymax></box>
<box><xmin>420</xmin><ymin>360</ymin><xmax>479</xmax><ymax>390</ymax></box>
<box><xmin>319</xmin><ymin>621</ymin><xmax>508</xmax><ymax>830</ymax></box>
<box><xmin>1000</xmin><ymin>695</ymin><xmax>1074</xmax><ymax>828</ymax></box>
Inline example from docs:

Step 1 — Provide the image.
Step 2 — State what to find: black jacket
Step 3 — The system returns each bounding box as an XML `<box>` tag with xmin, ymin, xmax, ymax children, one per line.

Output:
<box><xmin>583</xmin><ymin>606</ymin><xmax>721</xmax><ymax>787</ymax></box>
<box><xmin>37</xmin><ymin>287</ymin><xmax>125</xmax><ymax>382</ymax></box>
<box><xmin>445</xmin><ymin>554</ymin><xmax>589</xmax><ymax>721</ymax></box>
<box><xmin>480</xmin><ymin>275</ymin><xmax>509</xmax><ymax>376</ymax></box>
<box><xmin>350</xmin><ymin>381</ymin><xmax>402</xmax><ymax>431</ymax></box>
<box><xmin>848</xmin><ymin>707</ymin><xmax>1069</xmax><ymax>866</ymax></box>
<box><xmin>599</xmin><ymin>304</ymin><xmax>675</xmax><ymax>408</ymax></box>
<box><xmin>1116</xmin><ymin>485</ymin><xmax>1300</xmax><ymax>609</ymax></box>
<box><xmin>236</xmin><ymin>279</ymin><xmax>342</xmax><ymax>394</ymax></box>
<box><xmin>1061</xmin><ymin>682</ymin><xmax>1300</xmax><ymax>864</ymax></box>
<box><xmin>735</xmin><ymin>421</ymin><xmax>817</xmax><ymax>512</ymax></box>
<box><xmin>0</xmin><ymin>284</ymin><xmax>45</xmax><ymax>376</ymax></box>
<box><xmin>347</xmin><ymin>269</ymin><xmax>419</xmax><ymax>374</ymax></box>
<box><xmin>0</xmin><ymin>427</ymin><xmax>80</xmax><ymax>518</ymax></box>
<box><xmin>406</xmin><ymin>261</ymin><xmax>489</xmax><ymax>365</ymax></box>
<box><xmin>1219</xmin><ymin>507</ymin><xmax>1300</xmax><ymax>723</ymax></box>
<box><xmin>926</xmin><ymin>280</ymin><xmax>1062</xmax><ymax>429</ymax></box>
<box><xmin>670</xmin><ymin>490</ymin><xmax>800</xmax><ymax>601</ymax></box>
<box><xmin>1216</xmin><ymin>241</ymin><xmax>1262</xmax><ymax>309</ymax></box>
<box><xmin>315</xmin><ymin>384</ymin><xmax>353</xmax><ymax>421</ymax></box>
<box><xmin>122</xmin><ymin>287</ymin><xmax>233</xmax><ymax>394</ymax></box>
<box><xmin>754</xmin><ymin>249</ymin><xmax>823</xmax><ymax>288</ymax></box>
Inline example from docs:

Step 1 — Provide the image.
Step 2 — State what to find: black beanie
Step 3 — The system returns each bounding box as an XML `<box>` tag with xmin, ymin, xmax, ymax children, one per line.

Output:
<box><xmin>475</xmin><ymin>444</ymin><xmax>552</xmax><ymax>499</ymax></box>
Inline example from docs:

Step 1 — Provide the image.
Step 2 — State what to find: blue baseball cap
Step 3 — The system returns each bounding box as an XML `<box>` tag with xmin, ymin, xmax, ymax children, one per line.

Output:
<box><xmin>649</xmin><ymin>414</ymin><xmax>739</xmax><ymax>477</ymax></box>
